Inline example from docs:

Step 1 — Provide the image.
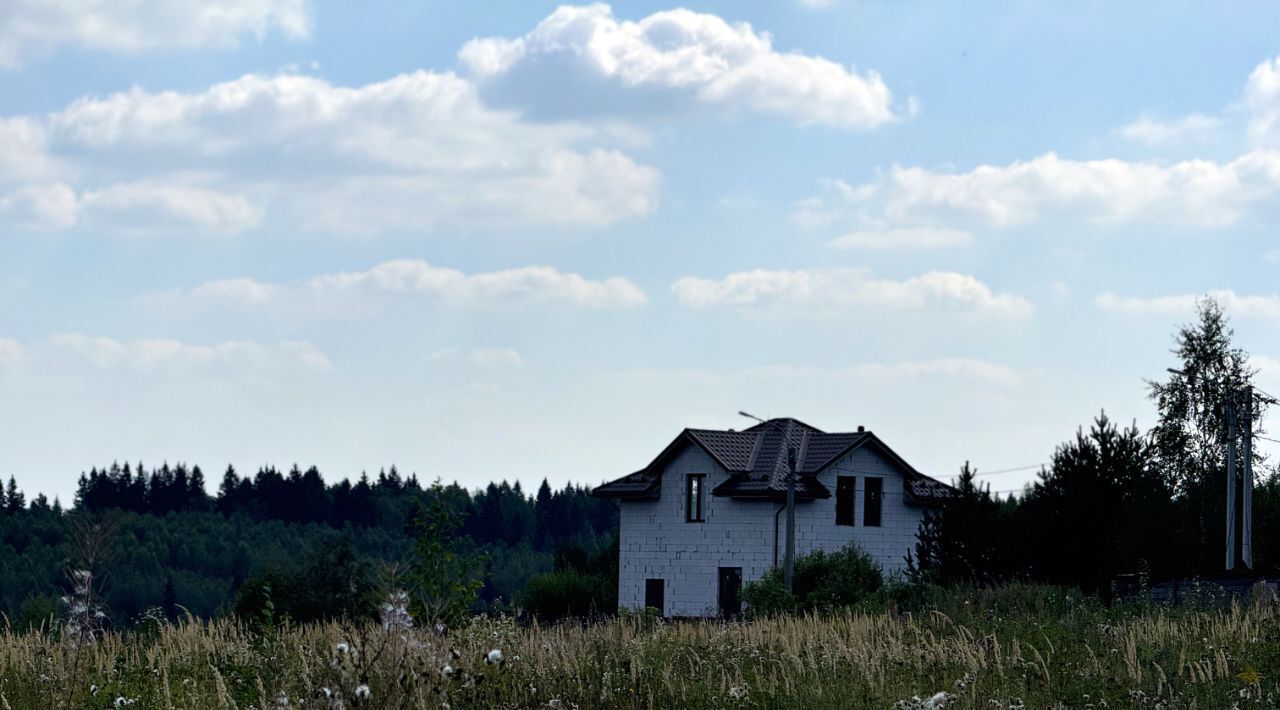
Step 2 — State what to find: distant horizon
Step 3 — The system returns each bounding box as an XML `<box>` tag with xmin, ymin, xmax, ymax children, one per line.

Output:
<box><xmin>3</xmin><ymin>1</ymin><xmax>1279</xmax><ymax>505</ymax></box>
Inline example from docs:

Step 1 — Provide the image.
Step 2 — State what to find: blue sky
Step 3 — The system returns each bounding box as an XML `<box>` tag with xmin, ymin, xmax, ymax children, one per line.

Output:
<box><xmin>3</xmin><ymin>1</ymin><xmax>1280</xmax><ymax>503</ymax></box>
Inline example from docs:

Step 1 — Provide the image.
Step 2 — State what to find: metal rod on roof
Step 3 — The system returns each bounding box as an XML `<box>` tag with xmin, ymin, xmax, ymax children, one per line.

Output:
<box><xmin>740</xmin><ymin>410</ymin><xmax>796</xmax><ymax>595</ymax></box>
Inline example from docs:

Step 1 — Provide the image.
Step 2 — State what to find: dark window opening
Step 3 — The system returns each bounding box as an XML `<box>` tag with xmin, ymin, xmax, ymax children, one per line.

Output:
<box><xmin>864</xmin><ymin>477</ymin><xmax>883</xmax><ymax>527</ymax></box>
<box><xmin>686</xmin><ymin>474</ymin><xmax>706</xmax><ymax>522</ymax></box>
<box><xmin>836</xmin><ymin>475</ymin><xmax>855</xmax><ymax>526</ymax></box>
<box><xmin>644</xmin><ymin>578</ymin><xmax>665</xmax><ymax>614</ymax></box>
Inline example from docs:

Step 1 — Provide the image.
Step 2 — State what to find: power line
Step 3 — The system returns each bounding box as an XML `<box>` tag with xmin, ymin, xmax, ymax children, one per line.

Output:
<box><xmin>970</xmin><ymin>464</ymin><xmax>1046</xmax><ymax>477</ymax></box>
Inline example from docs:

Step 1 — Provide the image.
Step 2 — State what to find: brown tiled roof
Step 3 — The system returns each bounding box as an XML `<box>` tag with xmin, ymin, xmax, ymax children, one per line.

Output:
<box><xmin>592</xmin><ymin>418</ymin><xmax>953</xmax><ymax>505</ymax></box>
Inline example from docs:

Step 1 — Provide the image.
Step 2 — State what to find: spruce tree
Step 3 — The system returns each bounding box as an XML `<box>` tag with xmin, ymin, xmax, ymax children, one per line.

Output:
<box><xmin>5</xmin><ymin>476</ymin><xmax>23</xmax><ymax>513</ymax></box>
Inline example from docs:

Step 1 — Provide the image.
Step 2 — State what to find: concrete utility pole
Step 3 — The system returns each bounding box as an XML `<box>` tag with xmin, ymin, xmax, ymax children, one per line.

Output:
<box><xmin>1226</xmin><ymin>394</ymin><xmax>1237</xmax><ymax>571</ymax></box>
<box><xmin>740</xmin><ymin>411</ymin><xmax>797</xmax><ymax>594</ymax></box>
<box><xmin>1242</xmin><ymin>386</ymin><xmax>1254</xmax><ymax>569</ymax></box>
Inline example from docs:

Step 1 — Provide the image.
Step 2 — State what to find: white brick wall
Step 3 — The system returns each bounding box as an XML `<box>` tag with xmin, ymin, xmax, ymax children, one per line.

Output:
<box><xmin>617</xmin><ymin>442</ymin><xmax>926</xmax><ymax>617</ymax></box>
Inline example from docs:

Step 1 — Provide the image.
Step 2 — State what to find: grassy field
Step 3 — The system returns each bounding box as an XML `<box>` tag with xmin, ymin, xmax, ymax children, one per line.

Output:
<box><xmin>1</xmin><ymin>585</ymin><xmax>1276</xmax><ymax>709</ymax></box>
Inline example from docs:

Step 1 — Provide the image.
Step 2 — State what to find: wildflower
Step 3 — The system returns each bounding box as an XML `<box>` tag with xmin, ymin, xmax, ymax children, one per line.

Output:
<box><xmin>319</xmin><ymin>687</ymin><xmax>333</xmax><ymax>699</ymax></box>
<box><xmin>924</xmin><ymin>692</ymin><xmax>953</xmax><ymax>709</ymax></box>
<box><xmin>115</xmin><ymin>698</ymin><xmax>131</xmax><ymax>708</ymax></box>
<box><xmin>90</xmin><ymin>684</ymin><xmax>98</xmax><ymax>696</ymax></box>
<box><xmin>277</xmin><ymin>693</ymin><xmax>290</xmax><ymax>706</ymax></box>
<box><xmin>442</xmin><ymin>664</ymin><xmax>455</xmax><ymax>677</ymax></box>
<box><xmin>728</xmin><ymin>685</ymin><xmax>749</xmax><ymax>701</ymax></box>
<box><xmin>1240</xmin><ymin>667</ymin><xmax>1261</xmax><ymax>685</ymax></box>
<box><xmin>380</xmin><ymin>589</ymin><xmax>413</xmax><ymax>631</ymax></box>
<box><xmin>486</xmin><ymin>648</ymin><xmax>504</xmax><ymax>665</ymax></box>
<box><xmin>354</xmin><ymin>684</ymin><xmax>371</xmax><ymax>699</ymax></box>
<box><xmin>336</xmin><ymin>642</ymin><xmax>350</xmax><ymax>655</ymax></box>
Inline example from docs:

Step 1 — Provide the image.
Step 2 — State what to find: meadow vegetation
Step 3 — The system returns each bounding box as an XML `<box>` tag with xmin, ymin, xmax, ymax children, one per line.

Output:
<box><xmin>1</xmin><ymin>584</ymin><xmax>1276</xmax><ymax>709</ymax></box>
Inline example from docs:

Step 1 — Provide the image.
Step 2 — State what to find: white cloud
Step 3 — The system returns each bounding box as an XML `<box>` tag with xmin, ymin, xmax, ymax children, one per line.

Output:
<box><xmin>0</xmin><ymin>0</ymin><xmax>310</xmax><ymax>67</ymax></box>
<box><xmin>0</xmin><ymin>338</ymin><xmax>24</xmax><ymax>367</ymax></box>
<box><xmin>0</xmin><ymin>183</ymin><xmax>78</xmax><ymax>229</ymax></box>
<box><xmin>0</xmin><ymin>178</ymin><xmax>259</xmax><ymax>234</ymax></box>
<box><xmin>828</xmin><ymin>226</ymin><xmax>972</xmax><ymax>250</ymax></box>
<box><xmin>1096</xmin><ymin>290</ymin><xmax>1280</xmax><ymax>318</ymax></box>
<box><xmin>671</xmin><ymin>267</ymin><xmax>1033</xmax><ymax>318</ymax></box>
<box><xmin>790</xmin><ymin>178</ymin><xmax>878</xmax><ymax>228</ymax></box>
<box><xmin>799</xmin><ymin>151</ymin><xmax>1280</xmax><ymax>231</ymax></box>
<box><xmin>459</xmin><ymin>4</ymin><xmax>896</xmax><ymax>129</ymax></box>
<box><xmin>794</xmin><ymin>0</ymin><xmax>839</xmax><ymax>8</ymax></box>
<box><xmin>615</xmin><ymin>357</ymin><xmax>1024</xmax><ymax>391</ymax></box>
<box><xmin>1246</xmin><ymin>56</ymin><xmax>1280</xmax><ymax>146</ymax></box>
<box><xmin>1118</xmin><ymin>113</ymin><xmax>1221</xmax><ymax>145</ymax></box>
<box><xmin>4</xmin><ymin>70</ymin><xmax>660</xmax><ymax>237</ymax></box>
<box><xmin>470</xmin><ymin>348</ymin><xmax>525</xmax><ymax>368</ymax></box>
<box><xmin>79</xmin><ymin>181</ymin><xmax>262</xmax><ymax>234</ymax></box>
<box><xmin>0</xmin><ymin>118</ymin><xmax>58</xmax><ymax>180</ymax></box>
<box><xmin>1117</xmin><ymin>54</ymin><xmax>1280</xmax><ymax>149</ymax></box>
<box><xmin>744</xmin><ymin>359</ymin><xmax>1023</xmax><ymax>387</ymax></box>
<box><xmin>161</xmin><ymin>258</ymin><xmax>647</xmax><ymax>313</ymax></box>
<box><xmin>46</xmin><ymin>334</ymin><xmax>332</xmax><ymax>374</ymax></box>
<box><xmin>1252</xmin><ymin>355</ymin><xmax>1280</xmax><ymax>398</ymax></box>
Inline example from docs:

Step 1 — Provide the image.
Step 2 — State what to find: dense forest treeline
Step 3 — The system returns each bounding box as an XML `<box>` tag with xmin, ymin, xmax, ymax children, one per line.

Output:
<box><xmin>0</xmin><ymin>467</ymin><xmax>616</xmax><ymax>626</ymax></box>
<box><xmin>2</xmin><ymin>296</ymin><xmax>1278</xmax><ymax>628</ymax></box>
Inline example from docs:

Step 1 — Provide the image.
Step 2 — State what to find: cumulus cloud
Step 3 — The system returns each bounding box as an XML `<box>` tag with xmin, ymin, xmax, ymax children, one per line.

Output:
<box><xmin>745</xmin><ymin>359</ymin><xmax>1023</xmax><ymax>387</ymax></box>
<box><xmin>616</xmin><ymin>358</ymin><xmax>1024</xmax><ymax>391</ymax></box>
<box><xmin>671</xmin><ymin>268</ymin><xmax>1032</xmax><ymax>318</ymax></box>
<box><xmin>796</xmin><ymin>151</ymin><xmax>1280</xmax><ymax>232</ymax></box>
<box><xmin>79</xmin><ymin>181</ymin><xmax>262</xmax><ymax>234</ymax></box>
<box><xmin>0</xmin><ymin>118</ymin><xmax>59</xmax><ymax>180</ymax></box>
<box><xmin>1116</xmin><ymin>54</ymin><xmax>1280</xmax><ymax>149</ymax></box>
<box><xmin>1118</xmin><ymin>114</ymin><xmax>1221</xmax><ymax>146</ymax></box>
<box><xmin>458</xmin><ymin>4</ymin><xmax>896</xmax><ymax>129</ymax></box>
<box><xmin>470</xmin><ymin>348</ymin><xmax>525</xmax><ymax>368</ymax></box>
<box><xmin>46</xmin><ymin>334</ymin><xmax>332</xmax><ymax>375</ymax></box>
<box><xmin>158</xmin><ymin>258</ymin><xmax>647</xmax><ymax>313</ymax></box>
<box><xmin>0</xmin><ymin>183</ymin><xmax>79</xmax><ymax>229</ymax></box>
<box><xmin>1246</xmin><ymin>56</ymin><xmax>1280</xmax><ymax>146</ymax></box>
<box><xmin>2</xmin><ymin>70</ymin><xmax>660</xmax><ymax>236</ymax></box>
<box><xmin>1095</xmin><ymin>290</ymin><xmax>1280</xmax><ymax>318</ymax></box>
<box><xmin>0</xmin><ymin>0</ymin><xmax>310</xmax><ymax>67</ymax></box>
<box><xmin>828</xmin><ymin>226</ymin><xmax>973</xmax><ymax>250</ymax></box>
<box><xmin>0</xmin><ymin>338</ymin><xmax>24</xmax><ymax>367</ymax></box>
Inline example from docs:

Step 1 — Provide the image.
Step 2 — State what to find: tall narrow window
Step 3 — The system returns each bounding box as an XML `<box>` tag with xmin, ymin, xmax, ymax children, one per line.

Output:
<box><xmin>864</xmin><ymin>477</ymin><xmax>882</xmax><ymax>527</ymax></box>
<box><xmin>685</xmin><ymin>474</ymin><xmax>706</xmax><ymax>522</ymax></box>
<box><xmin>836</xmin><ymin>475</ymin><xmax>855</xmax><ymax>526</ymax></box>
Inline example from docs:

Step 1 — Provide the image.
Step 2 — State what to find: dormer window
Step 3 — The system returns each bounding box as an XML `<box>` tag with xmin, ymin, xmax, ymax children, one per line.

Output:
<box><xmin>864</xmin><ymin>477</ymin><xmax>882</xmax><ymax>527</ymax></box>
<box><xmin>836</xmin><ymin>475</ymin><xmax>855</xmax><ymax>526</ymax></box>
<box><xmin>685</xmin><ymin>474</ymin><xmax>706</xmax><ymax>522</ymax></box>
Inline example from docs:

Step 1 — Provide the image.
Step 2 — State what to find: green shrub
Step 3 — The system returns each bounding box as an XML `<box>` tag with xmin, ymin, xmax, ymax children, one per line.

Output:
<box><xmin>519</xmin><ymin>568</ymin><xmax>613</xmax><ymax>621</ymax></box>
<box><xmin>15</xmin><ymin>594</ymin><xmax>58</xmax><ymax>633</ymax></box>
<box><xmin>743</xmin><ymin>543</ymin><xmax>884</xmax><ymax>616</ymax></box>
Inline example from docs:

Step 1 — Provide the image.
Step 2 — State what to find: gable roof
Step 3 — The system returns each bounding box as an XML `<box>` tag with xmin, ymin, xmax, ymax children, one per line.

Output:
<box><xmin>591</xmin><ymin>418</ymin><xmax>953</xmax><ymax>505</ymax></box>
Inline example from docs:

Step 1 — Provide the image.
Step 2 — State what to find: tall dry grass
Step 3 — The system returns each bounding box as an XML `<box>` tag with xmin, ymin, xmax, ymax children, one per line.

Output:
<box><xmin>1</xmin><ymin>585</ymin><xmax>1276</xmax><ymax>708</ymax></box>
